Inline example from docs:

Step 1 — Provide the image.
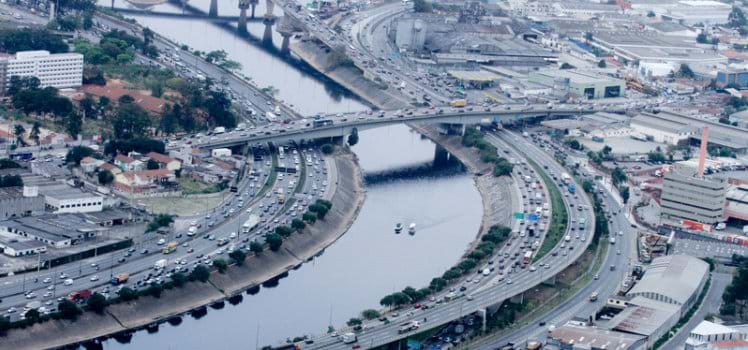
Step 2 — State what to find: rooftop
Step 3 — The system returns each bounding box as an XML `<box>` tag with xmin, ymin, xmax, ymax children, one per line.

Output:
<box><xmin>608</xmin><ymin>296</ymin><xmax>681</xmax><ymax>336</ymax></box>
<box><xmin>627</xmin><ymin>255</ymin><xmax>709</xmax><ymax>306</ymax></box>
<box><xmin>549</xmin><ymin>323</ymin><xmax>647</xmax><ymax>350</ymax></box>
<box><xmin>447</xmin><ymin>70</ymin><xmax>503</xmax><ymax>82</ymax></box>
<box><xmin>690</xmin><ymin>321</ymin><xmax>743</xmax><ymax>337</ymax></box>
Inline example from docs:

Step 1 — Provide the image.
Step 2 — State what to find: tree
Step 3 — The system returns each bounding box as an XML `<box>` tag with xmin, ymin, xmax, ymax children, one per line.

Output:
<box><xmin>729</xmin><ymin>6</ymin><xmax>747</xmax><ymax>28</ymax></box>
<box><xmin>676</xmin><ymin>64</ymin><xmax>695</xmax><ymax>79</ymax></box>
<box><xmin>117</xmin><ymin>287</ymin><xmax>138</xmax><ymax>301</ymax></box>
<box><xmin>58</xmin><ymin>300</ymin><xmax>82</xmax><ymax>320</ymax></box>
<box><xmin>275</xmin><ymin>226</ymin><xmax>294</xmax><ymax>237</ymax></box>
<box><xmin>321</xmin><ymin>144</ymin><xmax>334</xmax><ymax>154</ymax></box>
<box><xmin>189</xmin><ymin>264</ymin><xmax>210</xmax><ymax>282</ymax></box>
<box><xmin>144</xmin><ymin>283</ymin><xmax>163</xmax><ymax>298</ymax></box>
<box><xmin>13</xmin><ymin>124</ymin><xmax>25</xmax><ymax>146</ymax></box>
<box><xmin>597</xmin><ymin>59</ymin><xmax>607</xmax><ymax>68</ymax></box>
<box><xmin>413</xmin><ymin>0</ymin><xmax>432</xmax><ymax>12</ymax></box>
<box><xmin>291</xmin><ymin>218</ymin><xmax>306</xmax><ymax>232</ymax></box>
<box><xmin>98</xmin><ymin>169</ymin><xmax>114</xmax><ymax>185</ymax></box>
<box><xmin>612</xmin><ymin>167</ymin><xmax>627</xmax><ymax>185</ymax></box>
<box><xmin>560</xmin><ymin>62</ymin><xmax>574</xmax><ymax>69</ymax></box>
<box><xmin>566</xmin><ymin>139</ymin><xmax>583</xmax><ymax>150</ymax></box>
<box><xmin>64</xmin><ymin>112</ymin><xmax>82</xmax><ymax>138</ymax></box>
<box><xmin>347</xmin><ymin>318</ymin><xmax>363</xmax><ymax>326</ymax></box>
<box><xmin>0</xmin><ymin>175</ymin><xmax>23</xmax><ymax>188</ymax></box>
<box><xmin>65</xmin><ymin>146</ymin><xmax>95</xmax><ymax>165</ymax></box>
<box><xmin>113</xmin><ymin>103</ymin><xmax>151</xmax><ymax>139</ymax></box>
<box><xmin>29</xmin><ymin>122</ymin><xmax>41</xmax><ymax>145</ymax></box>
<box><xmin>146</xmin><ymin>158</ymin><xmax>160</xmax><ymax>170</ymax></box>
<box><xmin>361</xmin><ymin>309</ymin><xmax>380</xmax><ymax>320</ymax></box>
<box><xmin>493</xmin><ymin>158</ymin><xmax>513</xmax><ymax>177</ymax></box>
<box><xmin>171</xmin><ymin>272</ymin><xmax>188</xmax><ymax>287</ymax></box>
<box><xmin>348</xmin><ymin>127</ymin><xmax>359</xmax><ymax>146</ymax></box>
<box><xmin>24</xmin><ymin>308</ymin><xmax>40</xmax><ymax>324</ymax></box>
<box><xmin>647</xmin><ymin>10</ymin><xmax>656</xmax><ymax>17</ymax></box>
<box><xmin>249</xmin><ymin>241</ymin><xmax>264</xmax><ymax>254</ymax></box>
<box><xmin>697</xmin><ymin>32</ymin><xmax>709</xmax><ymax>44</ymax></box>
<box><xmin>87</xmin><ymin>293</ymin><xmax>107</xmax><ymax>314</ymax></box>
<box><xmin>582</xmin><ymin>180</ymin><xmax>594</xmax><ymax>193</ymax></box>
<box><xmin>648</xmin><ymin>151</ymin><xmax>667</xmax><ymax>163</ymax></box>
<box><xmin>266</xmin><ymin>233</ymin><xmax>283</xmax><ymax>251</ymax></box>
<box><xmin>303</xmin><ymin>211</ymin><xmax>317</xmax><ymax>223</ymax></box>
<box><xmin>309</xmin><ymin>204</ymin><xmax>329</xmax><ymax>219</ymax></box>
<box><xmin>429</xmin><ymin>277</ymin><xmax>447</xmax><ymax>291</ymax></box>
<box><xmin>229</xmin><ymin>250</ymin><xmax>246</xmax><ymax>266</ymax></box>
<box><xmin>620</xmin><ymin>186</ymin><xmax>630</xmax><ymax>204</ymax></box>
<box><xmin>0</xmin><ymin>28</ymin><xmax>68</xmax><ymax>53</ymax></box>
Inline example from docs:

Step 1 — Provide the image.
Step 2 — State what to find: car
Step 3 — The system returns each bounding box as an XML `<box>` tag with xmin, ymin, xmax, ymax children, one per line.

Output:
<box><xmin>141</xmin><ymin>249</ymin><xmax>149</xmax><ymax>254</ymax></box>
<box><xmin>90</xmin><ymin>276</ymin><xmax>99</xmax><ymax>282</ymax></box>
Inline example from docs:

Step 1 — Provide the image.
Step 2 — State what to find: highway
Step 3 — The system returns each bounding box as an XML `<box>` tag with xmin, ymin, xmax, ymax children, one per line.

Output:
<box><xmin>303</xmin><ymin>128</ymin><xmax>595</xmax><ymax>349</ymax></box>
<box><xmin>2</xmin><ymin>147</ymin><xmax>332</xmax><ymax>321</ymax></box>
<box><xmin>466</xmin><ymin>131</ymin><xmax>640</xmax><ymax>350</ymax></box>
<box><xmin>192</xmin><ymin>104</ymin><xmax>620</xmax><ymax>149</ymax></box>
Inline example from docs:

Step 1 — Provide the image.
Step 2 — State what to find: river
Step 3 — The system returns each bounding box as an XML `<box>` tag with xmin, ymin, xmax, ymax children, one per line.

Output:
<box><xmin>94</xmin><ymin>1</ymin><xmax>484</xmax><ymax>348</ymax></box>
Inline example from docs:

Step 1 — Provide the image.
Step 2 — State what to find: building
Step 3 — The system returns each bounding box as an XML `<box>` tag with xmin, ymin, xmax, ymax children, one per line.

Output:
<box><xmin>528</xmin><ymin>69</ymin><xmax>625</xmax><ymax>99</ymax></box>
<box><xmin>114</xmin><ymin>154</ymin><xmax>144</xmax><ymax>172</ymax></box>
<box><xmin>0</xmin><ymin>214</ymin><xmax>109</xmax><ymax>248</ymax></box>
<box><xmin>630</xmin><ymin>112</ymin><xmax>698</xmax><ymax>145</ymax></box>
<box><xmin>546</xmin><ymin>323</ymin><xmax>648</xmax><ymax>350</ymax></box>
<box><xmin>395</xmin><ymin>18</ymin><xmax>427</xmax><ymax>53</ymax></box>
<box><xmin>0</xmin><ymin>239</ymin><xmax>46</xmax><ymax>257</ymax></box>
<box><xmin>0</xmin><ymin>50</ymin><xmax>83</xmax><ymax>93</ymax></box>
<box><xmin>39</xmin><ymin>185</ymin><xmax>104</xmax><ymax>214</ymax></box>
<box><xmin>716</xmin><ymin>68</ymin><xmax>748</xmax><ymax>88</ymax></box>
<box><xmin>0</xmin><ymin>186</ymin><xmax>45</xmax><ymax>219</ymax></box>
<box><xmin>607</xmin><ymin>296</ymin><xmax>682</xmax><ymax>349</ymax></box>
<box><xmin>145</xmin><ymin>152</ymin><xmax>182</xmax><ymax>171</ymax></box>
<box><xmin>627</xmin><ymin>255</ymin><xmax>709</xmax><ymax>315</ymax></box>
<box><xmin>80</xmin><ymin>156</ymin><xmax>105</xmax><ymax>174</ymax></box>
<box><xmin>686</xmin><ymin>321</ymin><xmax>747</xmax><ymax>350</ymax></box>
<box><xmin>661</xmin><ymin>165</ymin><xmax>728</xmax><ymax>224</ymax></box>
<box><xmin>113</xmin><ymin>168</ymin><xmax>177</xmax><ymax>193</ymax></box>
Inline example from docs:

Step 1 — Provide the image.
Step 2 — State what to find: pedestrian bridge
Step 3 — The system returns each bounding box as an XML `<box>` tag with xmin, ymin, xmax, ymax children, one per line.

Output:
<box><xmin>194</xmin><ymin>105</ymin><xmax>622</xmax><ymax>149</ymax></box>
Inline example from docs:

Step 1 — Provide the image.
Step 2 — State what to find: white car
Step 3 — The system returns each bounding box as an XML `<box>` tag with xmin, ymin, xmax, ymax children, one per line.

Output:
<box><xmin>90</xmin><ymin>276</ymin><xmax>99</xmax><ymax>282</ymax></box>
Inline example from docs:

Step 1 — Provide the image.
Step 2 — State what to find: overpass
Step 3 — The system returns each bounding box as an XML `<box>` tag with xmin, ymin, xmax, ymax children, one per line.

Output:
<box><xmin>193</xmin><ymin>105</ymin><xmax>623</xmax><ymax>149</ymax></box>
<box><xmin>107</xmin><ymin>8</ymin><xmax>265</xmax><ymax>23</ymax></box>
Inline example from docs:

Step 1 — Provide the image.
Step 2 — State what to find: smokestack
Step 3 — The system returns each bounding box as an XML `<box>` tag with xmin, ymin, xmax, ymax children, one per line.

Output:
<box><xmin>697</xmin><ymin>127</ymin><xmax>709</xmax><ymax>177</ymax></box>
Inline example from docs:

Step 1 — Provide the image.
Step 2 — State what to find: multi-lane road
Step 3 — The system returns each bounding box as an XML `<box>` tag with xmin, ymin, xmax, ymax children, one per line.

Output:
<box><xmin>304</xmin><ymin>129</ymin><xmax>595</xmax><ymax>349</ymax></box>
<box><xmin>1</xmin><ymin>147</ymin><xmax>332</xmax><ymax>321</ymax></box>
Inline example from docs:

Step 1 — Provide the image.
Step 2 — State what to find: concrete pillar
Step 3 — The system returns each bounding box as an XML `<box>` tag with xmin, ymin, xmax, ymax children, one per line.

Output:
<box><xmin>280</xmin><ymin>32</ymin><xmax>291</xmax><ymax>54</ymax></box>
<box><xmin>238</xmin><ymin>4</ymin><xmax>249</xmax><ymax>36</ymax></box>
<box><xmin>49</xmin><ymin>1</ymin><xmax>56</xmax><ymax>21</ymax></box>
<box><xmin>250</xmin><ymin>0</ymin><xmax>258</xmax><ymax>18</ymax></box>
<box><xmin>478</xmin><ymin>308</ymin><xmax>487</xmax><ymax>334</ymax></box>
<box><xmin>510</xmin><ymin>292</ymin><xmax>524</xmax><ymax>304</ymax></box>
<box><xmin>110</xmin><ymin>0</ymin><xmax>115</xmax><ymax>9</ymax></box>
<box><xmin>209</xmin><ymin>0</ymin><xmax>218</xmax><ymax>17</ymax></box>
<box><xmin>262</xmin><ymin>21</ymin><xmax>274</xmax><ymax>45</ymax></box>
<box><xmin>433</xmin><ymin>144</ymin><xmax>450</xmax><ymax>166</ymax></box>
<box><xmin>265</xmin><ymin>0</ymin><xmax>275</xmax><ymax>17</ymax></box>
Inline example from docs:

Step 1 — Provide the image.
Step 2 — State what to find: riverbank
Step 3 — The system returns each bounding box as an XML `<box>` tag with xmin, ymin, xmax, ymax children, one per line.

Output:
<box><xmin>290</xmin><ymin>40</ymin><xmax>409</xmax><ymax>110</ymax></box>
<box><xmin>0</xmin><ymin>153</ymin><xmax>365</xmax><ymax>350</ymax></box>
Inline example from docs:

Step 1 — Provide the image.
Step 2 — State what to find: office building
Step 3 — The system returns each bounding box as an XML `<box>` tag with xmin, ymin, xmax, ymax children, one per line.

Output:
<box><xmin>661</xmin><ymin>164</ymin><xmax>727</xmax><ymax>225</ymax></box>
<box><xmin>0</xmin><ymin>50</ymin><xmax>83</xmax><ymax>93</ymax></box>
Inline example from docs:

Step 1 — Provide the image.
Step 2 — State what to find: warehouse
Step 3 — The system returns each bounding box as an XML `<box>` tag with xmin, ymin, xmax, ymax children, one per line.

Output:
<box><xmin>528</xmin><ymin>69</ymin><xmax>625</xmax><ymax>99</ymax></box>
<box><xmin>546</xmin><ymin>323</ymin><xmax>647</xmax><ymax>350</ymax></box>
<box><xmin>627</xmin><ymin>255</ymin><xmax>709</xmax><ymax>315</ymax></box>
<box><xmin>0</xmin><ymin>186</ymin><xmax>45</xmax><ymax>219</ymax></box>
<box><xmin>0</xmin><ymin>214</ymin><xmax>109</xmax><ymax>248</ymax></box>
<box><xmin>630</xmin><ymin>112</ymin><xmax>699</xmax><ymax>145</ymax></box>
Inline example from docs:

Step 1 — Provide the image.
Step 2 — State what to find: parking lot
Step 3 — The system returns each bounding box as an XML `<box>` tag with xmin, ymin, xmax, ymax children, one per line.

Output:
<box><xmin>671</xmin><ymin>239</ymin><xmax>747</xmax><ymax>259</ymax></box>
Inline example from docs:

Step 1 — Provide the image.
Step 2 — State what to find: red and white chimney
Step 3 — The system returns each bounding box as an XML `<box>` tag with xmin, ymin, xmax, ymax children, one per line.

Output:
<box><xmin>697</xmin><ymin>127</ymin><xmax>709</xmax><ymax>177</ymax></box>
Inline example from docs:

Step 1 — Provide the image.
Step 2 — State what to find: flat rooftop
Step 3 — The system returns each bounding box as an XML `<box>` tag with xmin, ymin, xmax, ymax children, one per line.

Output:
<box><xmin>550</xmin><ymin>323</ymin><xmax>647</xmax><ymax>350</ymax></box>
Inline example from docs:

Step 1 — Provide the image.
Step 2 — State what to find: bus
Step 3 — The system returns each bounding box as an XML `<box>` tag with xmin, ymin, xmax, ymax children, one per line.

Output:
<box><xmin>162</xmin><ymin>241</ymin><xmax>177</xmax><ymax>254</ymax></box>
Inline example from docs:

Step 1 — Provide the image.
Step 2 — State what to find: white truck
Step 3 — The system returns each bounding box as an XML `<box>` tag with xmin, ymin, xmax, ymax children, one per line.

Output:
<box><xmin>609</xmin><ymin>237</ymin><xmax>616</xmax><ymax>245</ymax></box>
<box><xmin>564</xmin><ymin>235</ymin><xmax>571</xmax><ymax>242</ymax></box>
<box><xmin>154</xmin><ymin>259</ymin><xmax>167</xmax><ymax>270</ymax></box>
<box><xmin>342</xmin><ymin>333</ymin><xmax>357</xmax><ymax>344</ymax></box>
<box><xmin>398</xmin><ymin>320</ymin><xmax>420</xmax><ymax>334</ymax></box>
<box><xmin>561</xmin><ymin>173</ymin><xmax>571</xmax><ymax>184</ymax></box>
<box><xmin>213</xmin><ymin>126</ymin><xmax>226</xmax><ymax>134</ymax></box>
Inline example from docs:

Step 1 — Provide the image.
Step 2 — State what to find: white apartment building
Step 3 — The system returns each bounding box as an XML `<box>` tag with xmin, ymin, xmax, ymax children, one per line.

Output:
<box><xmin>0</xmin><ymin>50</ymin><xmax>83</xmax><ymax>93</ymax></box>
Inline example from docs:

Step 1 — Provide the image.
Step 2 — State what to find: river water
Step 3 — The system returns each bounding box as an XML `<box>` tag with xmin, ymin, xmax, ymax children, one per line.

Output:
<box><xmin>96</xmin><ymin>1</ymin><xmax>483</xmax><ymax>348</ymax></box>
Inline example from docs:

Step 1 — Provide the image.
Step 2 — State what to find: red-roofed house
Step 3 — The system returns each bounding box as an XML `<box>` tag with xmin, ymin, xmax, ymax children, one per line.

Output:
<box><xmin>113</xmin><ymin>168</ymin><xmax>177</xmax><ymax>193</ymax></box>
<box><xmin>146</xmin><ymin>152</ymin><xmax>182</xmax><ymax>171</ymax></box>
<box><xmin>97</xmin><ymin>162</ymin><xmax>122</xmax><ymax>175</ymax></box>
<box><xmin>82</xmin><ymin>80</ymin><xmax>170</xmax><ymax>114</ymax></box>
<box><xmin>80</xmin><ymin>157</ymin><xmax>104</xmax><ymax>173</ymax></box>
<box><xmin>114</xmin><ymin>154</ymin><xmax>144</xmax><ymax>172</ymax></box>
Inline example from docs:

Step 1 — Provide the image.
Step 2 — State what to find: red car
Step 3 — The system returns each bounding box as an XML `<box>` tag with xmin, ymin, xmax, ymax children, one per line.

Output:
<box><xmin>414</xmin><ymin>303</ymin><xmax>422</xmax><ymax>309</ymax></box>
<box><xmin>352</xmin><ymin>344</ymin><xmax>361</xmax><ymax>349</ymax></box>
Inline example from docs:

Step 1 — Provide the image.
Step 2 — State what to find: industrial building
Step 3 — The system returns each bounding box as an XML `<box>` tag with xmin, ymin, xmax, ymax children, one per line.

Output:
<box><xmin>0</xmin><ymin>239</ymin><xmax>46</xmax><ymax>257</ymax></box>
<box><xmin>38</xmin><ymin>184</ymin><xmax>104</xmax><ymax>214</ymax></box>
<box><xmin>630</xmin><ymin>112</ymin><xmax>699</xmax><ymax>145</ymax></box>
<box><xmin>546</xmin><ymin>323</ymin><xmax>648</xmax><ymax>350</ymax></box>
<box><xmin>625</xmin><ymin>255</ymin><xmax>709</xmax><ymax>315</ymax></box>
<box><xmin>0</xmin><ymin>214</ymin><xmax>109</xmax><ymax>249</ymax></box>
<box><xmin>686</xmin><ymin>321</ymin><xmax>748</xmax><ymax>350</ymax></box>
<box><xmin>0</xmin><ymin>186</ymin><xmax>45</xmax><ymax>219</ymax></box>
<box><xmin>591</xmin><ymin>31</ymin><xmax>727</xmax><ymax>66</ymax></box>
<box><xmin>716</xmin><ymin>68</ymin><xmax>748</xmax><ymax>88</ymax></box>
<box><xmin>528</xmin><ymin>69</ymin><xmax>625</xmax><ymax>99</ymax></box>
<box><xmin>660</xmin><ymin>165</ymin><xmax>728</xmax><ymax>224</ymax></box>
<box><xmin>631</xmin><ymin>111</ymin><xmax>748</xmax><ymax>154</ymax></box>
<box><xmin>0</xmin><ymin>50</ymin><xmax>84</xmax><ymax>93</ymax></box>
<box><xmin>607</xmin><ymin>296</ymin><xmax>682</xmax><ymax>349</ymax></box>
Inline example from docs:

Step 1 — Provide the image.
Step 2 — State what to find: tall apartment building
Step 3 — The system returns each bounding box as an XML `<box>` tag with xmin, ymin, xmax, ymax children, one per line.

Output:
<box><xmin>660</xmin><ymin>165</ymin><xmax>727</xmax><ymax>224</ymax></box>
<box><xmin>0</xmin><ymin>50</ymin><xmax>83</xmax><ymax>93</ymax></box>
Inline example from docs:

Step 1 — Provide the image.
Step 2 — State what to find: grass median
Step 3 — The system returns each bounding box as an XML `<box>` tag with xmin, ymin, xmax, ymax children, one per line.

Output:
<box><xmin>527</xmin><ymin>158</ymin><xmax>568</xmax><ymax>262</ymax></box>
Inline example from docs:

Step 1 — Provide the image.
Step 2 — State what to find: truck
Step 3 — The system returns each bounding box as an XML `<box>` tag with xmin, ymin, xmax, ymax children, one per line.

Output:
<box><xmin>111</xmin><ymin>273</ymin><xmax>129</xmax><ymax>285</ymax></box>
<box><xmin>154</xmin><ymin>259</ymin><xmax>167</xmax><ymax>270</ymax></box>
<box><xmin>342</xmin><ymin>333</ymin><xmax>357</xmax><ymax>344</ymax></box>
<box><xmin>561</xmin><ymin>173</ymin><xmax>571</xmax><ymax>184</ymax></box>
<box><xmin>522</xmin><ymin>251</ymin><xmax>533</xmax><ymax>265</ymax></box>
<box><xmin>715</xmin><ymin>222</ymin><xmax>726</xmax><ymax>231</ymax></box>
<box><xmin>398</xmin><ymin>320</ymin><xmax>421</xmax><ymax>334</ymax></box>
<box><xmin>213</xmin><ymin>126</ymin><xmax>226</xmax><ymax>134</ymax></box>
<box><xmin>67</xmin><ymin>289</ymin><xmax>92</xmax><ymax>302</ymax></box>
<box><xmin>564</xmin><ymin>235</ymin><xmax>571</xmax><ymax>242</ymax></box>
<box><xmin>609</xmin><ymin>237</ymin><xmax>616</xmax><ymax>245</ymax></box>
<box><xmin>266</xmin><ymin>111</ymin><xmax>277</xmax><ymax>121</ymax></box>
<box><xmin>217</xmin><ymin>238</ymin><xmax>229</xmax><ymax>246</ymax></box>
<box><xmin>313</xmin><ymin>119</ymin><xmax>334</xmax><ymax>128</ymax></box>
<box><xmin>568</xmin><ymin>184</ymin><xmax>576</xmax><ymax>194</ymax></box>
<box><xmin>450</xmin><ymin>99</ymin><xmax>467</xmax><ymax>107</ymax></box>
<box><xmin>162</xmin><ymin>241</ymin><xmax>178</xmax><ymax>254</ymax></box>
<box><xmin>242</xmin><ymin>215</ymin><xmax>259</xmax><ymax>233</ymax></box>
<box><xmin>278</xmin><ymin>194</ymin><xmax>286</xmax><ymax>204</ymax></box>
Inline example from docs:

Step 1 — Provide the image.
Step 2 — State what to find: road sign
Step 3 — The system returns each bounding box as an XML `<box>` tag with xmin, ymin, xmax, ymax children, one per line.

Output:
<box><xmin>528</xmin><ymin>214</ymin><xmax>539</xmax><ymax>222</ymax></box>
<box><xmin>513</xmin><ymin>212</ymin><xmax>525</xmax><ymax>219</ymax></box>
